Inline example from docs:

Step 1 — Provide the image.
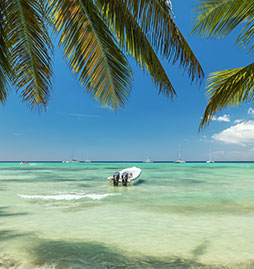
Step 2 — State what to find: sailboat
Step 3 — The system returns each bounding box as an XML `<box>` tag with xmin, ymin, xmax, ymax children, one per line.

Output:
<box><xmin>143</xmin><ymin>158</ymin><xmax>153</xmax><ymax>163</ymax></box>
<box><xmin>62</xmin><ymin>159</ymin><xmax>80</xmax><ymax>163</ymax></box>
<box><xmin>206</xmin><ymin>149</ymin><xmax>214</xmax><ymax>163</ymax></box>
<box><xmin>62</xmin><ymin>152</ymin><xmax>80</xmax><ymax>163</ymax></box>
<box><xmin>84</xmin><ymin>153</ymin><xmax>91</xmax><ymax>163</ymax></box>
<box><xmin>175</xmin><ymin>145</ymin><xmax>185</xmax><ymax>163</ymax></box>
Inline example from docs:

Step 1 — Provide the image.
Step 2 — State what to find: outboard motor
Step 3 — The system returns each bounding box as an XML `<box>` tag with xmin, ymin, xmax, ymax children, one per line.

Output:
<box><xmin>122</xmin><ymin>172</ymin><xmax>129</xmax><ymax>186</ymax></box>
<box><xmin>112</xmin><ymin>172</ymin><xmax>120</xmax><ymax>186</ymax></box>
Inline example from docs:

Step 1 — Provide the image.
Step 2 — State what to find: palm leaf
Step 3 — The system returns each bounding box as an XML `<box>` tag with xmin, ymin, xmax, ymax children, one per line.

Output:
<box><xmin>200</xmin><ymin>63</ymin><xmax>254</xmax><ymax>129</ymax></box>
<box><xmin>237</xmin><ymin>15</ymin><xmax>254</xmax><ymax>53</ymax></box>
<box><xmin>96</xmin><ymin>0</ymin><xmax>175</xmax><ymax>98</ymax></box>
<box><xmin>5</xmin><ymin>0</ymin><xmax>52</xmax><ymax>109</ymax></box>
<box><xmin>0</xmin><ymin>1</ymin><xmax>11</xmax><ymax>103</ymax></box>
<box><xmin>192</xmin><ymin>0</ymin><xmax>254</xmax><ymax>51</ymax></box>
<box><xmin>125</xmin><ymin>0</ymin><xmax>204</xmax><ymax>82</ymax></box>
<box><xmin>48</xmin><ymin>0</ymin><xmax>132</xmax><ymax>109</ymax></box>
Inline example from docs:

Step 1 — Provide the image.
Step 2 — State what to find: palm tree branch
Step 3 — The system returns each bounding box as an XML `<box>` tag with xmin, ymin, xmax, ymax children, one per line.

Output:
<box><xmin>236</xmin><ymin>16</ymin><xmax>254</xmax><ymax>53</ymax></box>
<box><xmin>6</xmin><ymin>0</ymin><xmax>52</xmax><ymax>109</ymax></box>
<box><xmin>96</xmin><ymin>0</ymin><xmax>175</xmax><ymax>98</ymax></box>
<box><xmin>200</xmin><ymin>63</ymin><xmax>254</xmax><ymax>129</ymax></box>
<box><xmin>48</xmin><ymin>0</ymin><xmax>132</xmax><ymax>109</ymax></box>
<box><xmin>125</xmin><ymin>0</ymin><xmax>204</xmax><ymax>82</ymax></box>
<box><xmin>192</xmin><ymin>0</ymin><xmax>254</xmax><ymax>40</ymax></box>
<box><xmin>0</xmin><ymin>1</ymin><xmax>11</xmax><ymax>103</ymax></box>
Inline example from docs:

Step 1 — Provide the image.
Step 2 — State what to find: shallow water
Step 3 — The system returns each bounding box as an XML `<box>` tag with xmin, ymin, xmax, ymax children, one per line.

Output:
<box><xmin>0</xmin><ymin>162</ymin><xmax>254</xmax><ymax>268</ymax></box>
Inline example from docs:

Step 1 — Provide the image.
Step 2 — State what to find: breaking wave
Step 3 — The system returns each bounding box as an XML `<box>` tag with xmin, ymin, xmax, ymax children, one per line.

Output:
<box><xmin>18</xmin><ymin>193</ymin><xmax>119</xmax><ymax>201</ymax></box>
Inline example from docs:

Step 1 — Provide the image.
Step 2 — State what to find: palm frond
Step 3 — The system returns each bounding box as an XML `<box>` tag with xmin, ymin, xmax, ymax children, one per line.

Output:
<box><xmin>236</xmin><ymin>15</ymin><xmax>254</xmax><ymax>53</ymax></box>
<box><xmin>125</xmin><ymin>0</ymin><xmax>204</xmax><ymax>82</ymax></box>
<box><xmin>6</xmin><ymin>0</ymin><xmax>52</xmax><ymax>109</ymax></box>
<box><xmin>96</xmin><ymin>0</ymin><xmax>175</xmax><ymax>98</ymax></box>
<box><xmin>200</xmin><ymin>63</ymin><xmax>254</xmax><ymax>129</ymax></box>
<box><xmin>48</xmin><ymin>0</ymin><xmax>132</xmax><ymax>109</ymax></box>
<box><xmin>0</xmin><ymin>1</ymin><xmax>11</xmax><ymax>103</ymax></box>
<box><xmin>192</xmin><ymin>0</ymin><xmax>254</xmax><ymax>40</ymax></box>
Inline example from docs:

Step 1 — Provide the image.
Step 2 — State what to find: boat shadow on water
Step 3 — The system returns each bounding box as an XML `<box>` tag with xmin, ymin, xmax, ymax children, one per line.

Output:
<box><xmin>133</xmin><ymin>179</ymin><xmax>146</xmax><ymax>185</ymax></box>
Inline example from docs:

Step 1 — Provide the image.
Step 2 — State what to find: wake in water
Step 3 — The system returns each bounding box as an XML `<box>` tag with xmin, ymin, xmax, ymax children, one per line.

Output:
<box><xmin>18</xmin><ymin>193</ymin><xmax>120</xmax><ymax>201</ymax></box>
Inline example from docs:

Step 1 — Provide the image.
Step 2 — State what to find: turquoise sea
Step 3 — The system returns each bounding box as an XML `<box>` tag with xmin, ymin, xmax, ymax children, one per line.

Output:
<box><xmin>0</xmin><ymin>162</ymin><xmax>254</xmax><ymax>268</ymax></box>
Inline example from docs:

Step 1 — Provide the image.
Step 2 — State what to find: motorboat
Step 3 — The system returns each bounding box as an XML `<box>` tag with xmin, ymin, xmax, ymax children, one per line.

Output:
<box><xmin>108</xmin><ymin>167</ymin><xmax>142</xmax><ymax>186</ymax></box>
<box><xmin>20</xmin><ymin>161</ymin><xmax>29</xmax><ymax>165</ymax></box>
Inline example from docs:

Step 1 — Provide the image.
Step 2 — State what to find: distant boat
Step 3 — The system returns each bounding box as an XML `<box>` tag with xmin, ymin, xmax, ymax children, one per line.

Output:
<box><xmin>20</xmin><ymin>161</ymin><xmax>29</xmax><ymax>165</ymax></box>
<box><xmin>206</xmin><ymin>150</ymin><xmax>214</xmax><ymax>163</ymax></box>
<box><xmin>62</xmin><ymin>152</ymin><xmax>80</xmax><ymax>163</ymax></box>
<box><xmin>84</xmin><ymin>153</ymin><xmax>91</xmax><ymax>163</ymax></box>
<box><xmin>143</xmin><ymin>158</ymin><xmax>153</xmax><ymax>163</ymax></box>
<box><xmin>62</xmin><ymin>159</ymin><xmax>80</xmax><ymax>163</ymax></box>
<box><xmin>175</xmin><ymin>145</ymin><xmax>185</xmax><ymax>163</ymax></box>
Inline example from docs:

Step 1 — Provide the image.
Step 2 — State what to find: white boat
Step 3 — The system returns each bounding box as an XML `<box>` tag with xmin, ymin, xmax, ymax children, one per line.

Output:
<box><xmin>175</xmin><ymin>145</ymin><xmax>185</xmax><ymax>163</ymax></box>
<box><xmin>108</xmin><ymin>167</ymin><xmax>142</xmax><ymax>186</ymax></box>
<box><xmin>206</xmin><ymin>150</ymin><xmax>214</xmax><ymax>163</ymax></box>
<box><xmin>62</xmin><ymin>159</ymin><xmax>80</xmax><ymax>163</ymax></box>
<box><xmin>84</xmin><ymin>153</ymin><xmax>91</xmax><ymax>163</ymax></box>
<box><xmin>175</xmin><ymin>159</ymin><xmax>185</xmax><ymax>163</ymax></box>
<box><xmin>62</xmin><ymin>152</ymin><xmax>81</xmax><ymax>163</ymax></box>
<box><xmin>20</xmin><ymin>161</ymin><xmax>29</xmax><ymax>165</ymax></box>
<box><xmin>143</xmin><ymin>159</ymin><xmax>153</xmax><ymax>163</ymax></box>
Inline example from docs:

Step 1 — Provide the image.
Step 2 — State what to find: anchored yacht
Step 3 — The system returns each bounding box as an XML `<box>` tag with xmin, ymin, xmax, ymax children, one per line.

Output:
<box><xmin>206</xmin><ymin>150</ymin><xmax>214</xmax><ymax>163</ymax></box>
<box><xmin>175</xmin><ymin>145</ymin><xmax>185</xmax><ymax>163</ymax></box>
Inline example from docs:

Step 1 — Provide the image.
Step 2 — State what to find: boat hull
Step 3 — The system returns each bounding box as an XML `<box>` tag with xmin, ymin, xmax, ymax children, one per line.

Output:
<box><xmin>174</xmin><ymin>160</ymin><xmax>185</xmax><ymax>163</ymax></box>
<box><xmin>108</xmin><ymin>167</ymin><xmax>142</xmax><ymax>185</ymax></box>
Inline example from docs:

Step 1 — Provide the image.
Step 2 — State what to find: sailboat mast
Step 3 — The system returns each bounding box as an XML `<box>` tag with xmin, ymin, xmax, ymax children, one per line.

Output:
<box><xmin>209</xmin><ymin>149</ymin><xmax>211</xmax><ymax>161</ymax></box>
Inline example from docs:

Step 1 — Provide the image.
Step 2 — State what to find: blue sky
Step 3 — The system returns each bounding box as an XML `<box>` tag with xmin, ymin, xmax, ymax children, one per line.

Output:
<box><xmin>1</xmin><ymin>1</ymin><xmax>254</xmax><ymax>161</ymax></box>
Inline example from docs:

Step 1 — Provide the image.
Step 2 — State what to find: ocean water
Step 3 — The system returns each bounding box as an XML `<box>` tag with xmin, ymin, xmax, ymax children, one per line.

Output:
<box><xmin>0</xmin><ymin>162</ymin><xmax>254</xmax><ymax>268</ymax></box>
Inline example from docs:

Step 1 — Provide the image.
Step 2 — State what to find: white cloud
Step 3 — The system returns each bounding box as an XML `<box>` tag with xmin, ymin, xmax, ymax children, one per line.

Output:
<box><xmin>200</xmin><ymin>135</ymin><xmax>212</xmax><ymax>143</ymax></box>
<box><xmin>200</xmin><ymin>135</ymin><xmax>207</xmax><ymax>142</ymax></box>
<box><xmin>248</xmin><ymin>108</ymin><xmax>254</xmax><ymax>115</ymax></box>
<box><xmin>212</xmin><ymin>114</ymin><xmax>230</xmax><ymax>122</ymax></box>
<box><xmin>57</xmin><ymin>112</ymin><xmax>99</xmax><ymax>118</ymax></box>
<box><xmin>234</xmin><ymin>119</ymin><xmax>243</xmax><ymax>124</ymax></box>
<box><xmin>212</xmin><ymin>120</ymin><xmax>254</xmax><ymax>146</ymax></box>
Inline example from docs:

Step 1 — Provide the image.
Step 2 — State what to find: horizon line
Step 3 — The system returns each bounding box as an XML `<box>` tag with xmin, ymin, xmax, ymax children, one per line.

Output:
<box><xmin>1</xmin><ymin>160</ymin><xmax>254</xmax><ymax>163</ymax></box>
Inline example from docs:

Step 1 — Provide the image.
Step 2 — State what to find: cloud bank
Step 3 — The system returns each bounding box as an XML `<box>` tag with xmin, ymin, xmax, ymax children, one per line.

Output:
<box><xmin>213</xmin><ymin>120</ymin><xmax>254</xmax><ymax>145</ymax></box>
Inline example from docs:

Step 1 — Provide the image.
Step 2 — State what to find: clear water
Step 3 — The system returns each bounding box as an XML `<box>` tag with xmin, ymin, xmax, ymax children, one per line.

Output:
<box><xmin>0</xmin><ymin>162</ymin><xmax>254</xmax><ymax>268</ymax></box>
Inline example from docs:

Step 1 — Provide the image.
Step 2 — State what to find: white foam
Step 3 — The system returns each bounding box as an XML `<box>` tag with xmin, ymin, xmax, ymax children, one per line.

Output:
<box><xmin>18</xmin><ymin>193</ymin><xmax>119</xmax><ymax>201</ymax></box>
